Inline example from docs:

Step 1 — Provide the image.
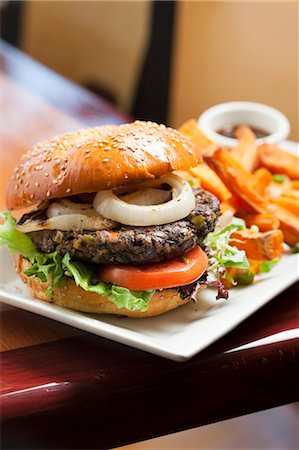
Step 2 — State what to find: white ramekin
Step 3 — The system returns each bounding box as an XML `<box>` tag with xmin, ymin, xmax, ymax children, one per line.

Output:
<box><xmin>198</xmin><ymin>102</ymin><xmax>290</xmax><ymax>148</ymax></box>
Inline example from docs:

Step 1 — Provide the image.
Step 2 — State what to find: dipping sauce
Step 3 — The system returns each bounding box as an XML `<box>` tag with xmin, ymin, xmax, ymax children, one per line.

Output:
<box><xmin>217</xmin><ymin>125</ymin><xmax>269</xmax><ymax>139</ymax></box>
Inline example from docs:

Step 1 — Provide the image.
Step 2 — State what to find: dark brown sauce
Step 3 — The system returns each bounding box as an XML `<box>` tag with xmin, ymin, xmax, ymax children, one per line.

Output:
<box><xmin>217</xmin><ymin>125</ymin><xmax>269</xmax><ymax>139</ymax></box>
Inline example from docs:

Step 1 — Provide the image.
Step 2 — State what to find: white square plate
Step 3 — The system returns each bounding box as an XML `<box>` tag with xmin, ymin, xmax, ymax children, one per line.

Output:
<box><xmin>0</xmin><ymin>247</ymin><xmax>298</xmax><ymax>361</ymax></box>
<box><xmin>1</xmin><ymin>140</ymin><xmax>298</xmax><ymax>361</ymax></box>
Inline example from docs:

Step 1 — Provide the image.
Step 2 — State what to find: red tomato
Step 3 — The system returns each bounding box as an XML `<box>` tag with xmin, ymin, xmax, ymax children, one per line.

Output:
<box><xmin>100</xmin><ymin>246</ymin><xmax>208</xmax><ymax>290</ymax></box>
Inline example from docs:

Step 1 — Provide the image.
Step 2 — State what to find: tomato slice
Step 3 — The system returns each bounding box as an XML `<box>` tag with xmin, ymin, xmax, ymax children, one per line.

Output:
<box><xmin>100</xmin><ymin>246</ymin><xmax>208</xmax><ymax>290</ymax></box>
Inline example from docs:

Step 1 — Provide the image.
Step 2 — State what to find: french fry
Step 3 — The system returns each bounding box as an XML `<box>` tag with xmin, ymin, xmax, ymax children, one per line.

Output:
<box><xmin>230</xmin><ymin>126</ymin><xmax>259</xmax><ymax>172</ymax></box>
<box><xmin>190</xmin><ymin>164</ymin><xmax>232</xmax><ymax>202</ymax></box>
<box><xmin>178</xmin><ymin>119</ymin><xmax>217</xmax><ymax>156</ymax></box>
<box><xmin>252</xmin><ymin>168</ymin><xmax>273</xmax><ymax>195</ymax></box>
<box><xmin>220</xmin><ymin>201</ymin><xmax>236</xmax><ymax>215</ymax></box>
<box><xmin>281</xmin><ymin>189</ymin><xmax>299</xmax><ymax>201</ymax></box>
<box><xmin>230</xmin><ymin>228</ymin><xmax>284</xmax><ymax>261</ymax></box>
<box><xmin>259</xmin><ymin>144</ymin><xmax>299</xmax><ymax>179</ymax></box>
<box><xmin>205</xmin><ymin>148</ymin><xmax>269</xmax><ymax>213</ymax></box>
<box><xmin>291</xmin><ymin>180</ymin><xmax>299</xmax><ymax>190</ymax></box>
<box><xmin>220</xmin><ymin>196</ymin><xmax>255</xmax><ymax>216</ymax></box>
<box><xmin>267</xmin><ymin>204</ymin><xmax>299</xmax><ymax>247</ymax></box>
<box><xmin>173</xmin><ymin>170</ymin><xmax>201</xmax><ymax>188</ymax></box>
<box><xmin>239</xmin><ymin>213</ymin><xmax>280</xmax><ymax>231</ymax></box>
<box><xmin>273</xmin><ymin>196</ymin><xmax>299</xmax><ymax>216</ymax></box>
<box><xmin>221</xmin><ymin>266</ymin><xmax>254</xmax><ymax>289</ymax></box>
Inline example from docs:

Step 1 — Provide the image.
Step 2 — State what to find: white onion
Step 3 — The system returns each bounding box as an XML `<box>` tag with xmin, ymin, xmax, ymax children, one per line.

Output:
<box><xmin>215</xmin><ymin>211</ymin><xmax>234</xmax><ymax>232</ymax></box>
<box><xmin>47</xmin><ymin>199</ymin><xmax>97</xmax><ymax>218</ymax></box>
<box><xmin>17</xmin><ymin>199</ymin><xmax>116</xmax><ymax>232</ymax></box>
<box><xmin>122</xmin><ymin>188</ymin><xmax>171</xmax><ymax>205</ymax></box>
<box><xmin>16</xmin><ymin>214</ymin><xmax>116</xmax><ymax>232</ymax></box>
<box><xmin>93</xmin><ymin>174</ymin><xmax>195</xmax><ymax>226</ymax></box>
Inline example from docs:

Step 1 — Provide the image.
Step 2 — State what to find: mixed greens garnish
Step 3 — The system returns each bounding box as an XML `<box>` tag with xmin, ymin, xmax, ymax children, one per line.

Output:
<box><xmin>202</xmin><ymin>217</ymin><xmax>250</xmax><ymax>286</ymax></box>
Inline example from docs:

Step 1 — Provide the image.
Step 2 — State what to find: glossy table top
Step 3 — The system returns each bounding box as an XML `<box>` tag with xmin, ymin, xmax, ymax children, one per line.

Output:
<box><xmin>0</xmin><ymin>41</ymin><xmax>298</xmax><ymax>449</ymax></box>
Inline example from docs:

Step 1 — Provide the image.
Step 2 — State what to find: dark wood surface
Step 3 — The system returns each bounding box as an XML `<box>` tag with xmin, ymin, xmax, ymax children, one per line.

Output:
<box><xmin>0</xmin><ymin>41</ymin><xmax>298</xmax><ymax>449</ymax></box>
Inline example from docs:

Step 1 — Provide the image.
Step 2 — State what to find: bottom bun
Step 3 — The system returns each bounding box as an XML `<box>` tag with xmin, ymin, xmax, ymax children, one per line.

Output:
<box><xmin>15</xmin><ymin>254</ymin><xmax>201</xmax><ymax>318</ymax></box>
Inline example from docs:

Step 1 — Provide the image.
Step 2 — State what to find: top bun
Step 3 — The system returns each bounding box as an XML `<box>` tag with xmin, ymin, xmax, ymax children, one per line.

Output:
<box><xmin>6</xmin><ymin>121</ymin><xmax>202</xmax><ymax>210</ymax></box>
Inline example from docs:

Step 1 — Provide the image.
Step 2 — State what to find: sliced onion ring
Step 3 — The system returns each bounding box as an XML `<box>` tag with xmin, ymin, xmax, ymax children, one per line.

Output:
<box><xmin>122</xmin><ymin>188</ymin><xmax>171</xmax><ymax>205</ymax></box>
<box><xmin>93</xmin><ymin>174</ymin><xmax>195</xmax><ymax>226</ymax></box>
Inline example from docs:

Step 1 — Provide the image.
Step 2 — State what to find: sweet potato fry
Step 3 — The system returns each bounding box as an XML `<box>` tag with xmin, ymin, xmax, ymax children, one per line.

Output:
<box><xmin>221</xmin><ymin>266</ymin><xmax>254</xmax><ymax>289</ymax></box>
<box><xmin>239</xmin><ymin>213</ymin><xmax>280</xmax><ymax>231</ymax></box>
<box><xmin>205</xmin><ymin>148</ymin><xmax>269</xmax><ymax>213</ymax></box>
<box><xmin>258</xmin><ymin>144</ymin><xmax>299</xmax><ymax>179</ymax></box>
<box><xmin>273</xmin><ymin>196</ymin><xmax>299</xmax><ymax>216</ymax></box>
<box><xmin>173</xmin><ymin>170</ymin><xmax>201</xmax><ymax>188</ymax></box>
<box><xmin>291</xmin><ymin>180</ymin><xmax>299</xmax><ymax>190</ymax></box>
<box><xmin>178</xmin><ymin>119</ymin><xmax>217</xmax><ymax>156</ymax></box>
<box><xmin>230</xmin><ymin>228</ymin><xmax>284</xmax><ymax>261</ymax></box>
<box><xmin>220</xmin><ymin>200</ymin><xmax>236</xmax><ymax>215</ymax></box>
<box><xmin>267</xmin><ymin>204</ymin><xmax>299</xmax><ymax>247</ymax></box>
<box><xmin>281</xmin><ymin>189</ymin><xmax>299</xmax><ymax>201</ymax></box>
<box><xmin>252</xmin><ymin>168</ymin><xmax>273</xmax><ymax>195</ymax></box>
<box><xmin>230</xmin><ymin>126</ymin><xmax>259</xmax><ymax>172</ymax></box>
<box><xmin>220</xmin><ymin>196</ymin><xmax>255</xmax><ymax>215</ymax></box>
<box><xmin>190</xmin><ymin>164</ymin><xmax>232</xmax><ymax>202</ymax></box>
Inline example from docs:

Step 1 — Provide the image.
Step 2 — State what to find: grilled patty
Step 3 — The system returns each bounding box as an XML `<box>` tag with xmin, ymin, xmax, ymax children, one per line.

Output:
<box><xmin>29</xmin><ymin>189</ymin><xmax>219</xmax><ymax>265</ymax></box>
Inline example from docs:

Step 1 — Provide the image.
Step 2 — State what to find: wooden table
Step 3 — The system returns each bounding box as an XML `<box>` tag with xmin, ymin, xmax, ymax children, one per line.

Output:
<box><xmin>1</xmin><ymin>41</ymin><xmax>298</xmax><ymax>449</ymax></box>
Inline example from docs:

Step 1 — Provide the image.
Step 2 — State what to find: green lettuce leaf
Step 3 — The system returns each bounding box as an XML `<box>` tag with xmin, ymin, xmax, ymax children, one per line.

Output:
<box><xmin>203</xmin><ymin>217</ymin><xmax>250</xmax><ymax>274</ymax></box>
<box><xmin>25</xmin><ymin>251</ymin><xmax>66</xmax><ymax>296</ymax></box>
<box><xmin>0</xmin><ymin>211</ymin><xmax>37</xmax><ymax>260</ymax></box>
<box><xmin>0</xmin><ymin>212</ymin><xmax>154</xmax><ymax>311</ymax></box>
<box><xmin>62</xmin><ymin>253</ymin><xmax>154</xmax><ymax>312</ymax></box>
<box><xmin>259</xmin><ymin>257</ymin><xmax>279</xmax><ymax>273</ymax></box>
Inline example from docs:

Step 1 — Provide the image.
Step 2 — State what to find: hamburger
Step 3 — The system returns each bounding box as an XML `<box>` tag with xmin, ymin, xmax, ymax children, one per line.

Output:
<box><xmin>1</xmin><ymin>121</ymin><xmax>227</xmax><ymax>317</ymax></box>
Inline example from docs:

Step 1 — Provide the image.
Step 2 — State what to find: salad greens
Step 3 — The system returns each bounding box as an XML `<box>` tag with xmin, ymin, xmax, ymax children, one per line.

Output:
<box><xmin>202</xmin><ymin>217</ymin><xmax>251</xmax><ymax>285</ymax></box>
<box><xmin>0</xmin><ymin>211</ymin><xmax>154</xmax><ymax>311</ymax></box>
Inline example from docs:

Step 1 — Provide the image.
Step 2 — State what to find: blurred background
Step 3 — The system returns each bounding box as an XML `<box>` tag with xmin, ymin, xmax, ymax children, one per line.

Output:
<box><xmin>1</xmin><ymin>2</ymin><xmax>298</xmax><ymax>449</ymax></box>
<box><xmin>1</xmin><ymin>0</ymin><xmax>298</xmax><ymax>139</ymax></box>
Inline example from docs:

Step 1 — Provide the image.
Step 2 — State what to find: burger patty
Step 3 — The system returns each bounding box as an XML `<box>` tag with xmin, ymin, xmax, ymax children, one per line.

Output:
<box><xmin>29</xmin><ymin>188</ymin><xmax>219</xmax><ymax>265</ymax></box>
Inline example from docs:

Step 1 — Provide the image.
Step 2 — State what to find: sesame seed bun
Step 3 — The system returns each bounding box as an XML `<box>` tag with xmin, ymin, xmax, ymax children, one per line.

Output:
<box><xmin>15</xmin><ymin>254</ymin><xmax>199</xmax><ymax>318</ymax></box>
<box><xmin>6</xmin><ymin>121</ymin><xmax>202</xmax><ymax>210</ymax></box>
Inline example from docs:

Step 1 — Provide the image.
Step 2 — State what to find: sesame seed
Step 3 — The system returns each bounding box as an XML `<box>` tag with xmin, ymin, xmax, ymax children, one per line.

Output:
<box><xmin>104</xmin><ymin>146</ymin><xmax>110</xmax><ymax>151</ymax></box>
<box><xmin>30</xmin><ymin>194</ymin><xmax>35</xmax><ymax>200</ymax></box>
<box><xmin>103</xmin><ymin>158</ymin><xmax>109</xmax><ymax>163</ymax></box>
<box><xmin>66</xmin><ymin>188</ymin><xmax>71</xmax><ymax>194</ymax></box>
<box><xmin>46</xmin><ymin>191</ymin><xmax>51</xmax><ymax>197</ymax></box>
<box><xmin>25</xmin><ymin>182</ymin><xmax>29</xmax><ymax>187</ymax></box>
<box><xmin>44</xmin><ymin>172</ymin><xmax>49</xmax><ymax>177</ymax></box>
<box><xmin>57</xmin><ymin>174</ymin><xmax>62</xmax><ymax>180</ymax></box>
<box><xmin>35</xmin><ymin>182</ymin><xmax>39</xmax><ymax>187</ymax></box>
<box><xmin>53</xmin><ymin>179</ymin><xmax>58</xmax><ymax>184</ymax></box>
